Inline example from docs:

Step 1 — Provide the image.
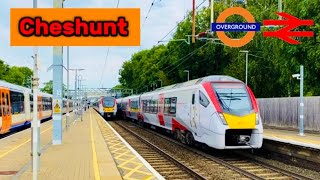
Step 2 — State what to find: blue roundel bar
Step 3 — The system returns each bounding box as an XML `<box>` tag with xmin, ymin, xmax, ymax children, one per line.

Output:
<box><xmin>212</xmin><ymin>23</ymin><xmax>261</xmax><ymax>32</ymax></box>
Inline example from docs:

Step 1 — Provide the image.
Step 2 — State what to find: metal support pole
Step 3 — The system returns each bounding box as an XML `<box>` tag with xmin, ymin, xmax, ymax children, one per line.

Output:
<box><xmin>192</xmin><ymin>0</ymin><xmax>196</xmax><ymax>43</ymax></box>
<box><xmin>299</xmin><ymin>65</ymin><xmax>304</xmax><ymax>136</ymax></box>
<box><xmin>278</xmin><ymin>0</ymin><xmax>282</xmax><ymax>20</ymax></box>
<box><xmin>31</xmin><ymin>1</ymin><xmax>40</xmax><ymax>179</ymax></box>
<box><xmin>245</xmin><ymin>51</ymin><xmax>248</xmax><ymax>85</ymax></box>
<box><xmin>74</xmin><ymin>70</ymin><xmax>78</xmax><ymax>121</ymax></box>
<box><xmin>210</xmin><ymin>0</ymin><xmax>214</xmax><ymax>31</ymax></box>
<box><xmin>78</xmin><ymin>75</ymin><xmax>83</xmax><ymax>121</ymax></box>
<box><xmin>52</xmin><ymin>0</ymin><xmax>63</xmax><ymax>145</ymax></box>
<box><xmin>66</xmin><ymin>46</ymin><xmax>70</xmax><ymax>130</ymax></box>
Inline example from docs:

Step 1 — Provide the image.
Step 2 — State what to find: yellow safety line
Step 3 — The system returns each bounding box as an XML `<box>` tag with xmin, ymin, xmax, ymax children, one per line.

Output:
<box><xmin>90</xmin><ymin>110</ymin><xmax>101</xmax><ymax>180</ymax></box>
<box><xmin>0</xmin><ymin>127</ymin><xmax>52</xmax><ymax>159</ymax></box>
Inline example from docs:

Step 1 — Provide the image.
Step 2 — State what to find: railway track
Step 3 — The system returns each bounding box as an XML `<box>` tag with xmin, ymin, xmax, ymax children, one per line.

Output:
<box><xmin>111</xmin><ymin>119</ymin><xmax>314</xmax><ymax>180</ymax></box>
<box><xmin>98</xmin><ymin>120</ymin><xmax>207</xmax><ymax>179</ymax></box>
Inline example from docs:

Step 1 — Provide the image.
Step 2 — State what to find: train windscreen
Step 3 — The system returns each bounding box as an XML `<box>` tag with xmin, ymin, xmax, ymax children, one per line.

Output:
<box><xmin>102</xmin><ymin>98</ymin><xmax>115</xmax><ymax>108</ymax></box>
<box><xmin>211</xmin><ymin>83</ymin><xmax>252</xmax><ymax>112</ymax></box>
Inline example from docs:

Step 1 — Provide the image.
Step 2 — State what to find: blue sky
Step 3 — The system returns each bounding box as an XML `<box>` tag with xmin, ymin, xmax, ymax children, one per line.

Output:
<box><xmin>0</xmin><ymin>0</ymin><xmax>208</xmax><ymax>89</ymax></box>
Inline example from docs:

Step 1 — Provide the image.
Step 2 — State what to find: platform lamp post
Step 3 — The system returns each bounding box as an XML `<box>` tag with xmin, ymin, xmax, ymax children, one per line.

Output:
<box><xmin>69</xmin><ymin>68</ymin><xmax>84</xmax><ymax>121</ymax></box>
<box><xmin>78</xmin><ymin>75</ymin><xmax>84</xmax><ymax>121</ymax></box>
<box><xmin>240</xmin><ymin>50</ymin><xmax>249</xmax><ymax>85</ymax></box>
<box><xmin>31</xmin><ymin>0</ymin><xmax>41</xmax><ymax>179</ymax></box>
<box><xmin>292</xmin><ymin>65</ymin><xmax>304</xmax><ymax>136</ymax></box>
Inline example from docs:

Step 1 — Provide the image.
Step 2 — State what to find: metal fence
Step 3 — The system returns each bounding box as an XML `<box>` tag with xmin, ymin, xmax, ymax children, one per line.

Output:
<box><xmin>257</xmin><ymin>97</ymin><xmax>320</xmax><ymax>132</ymax></box>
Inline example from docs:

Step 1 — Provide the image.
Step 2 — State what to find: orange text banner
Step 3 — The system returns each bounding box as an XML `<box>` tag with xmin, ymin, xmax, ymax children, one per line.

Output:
<box><xmin>10</xmin><ymin>8</ymin><xmax>140</xmax><ymax>46</ymax></box>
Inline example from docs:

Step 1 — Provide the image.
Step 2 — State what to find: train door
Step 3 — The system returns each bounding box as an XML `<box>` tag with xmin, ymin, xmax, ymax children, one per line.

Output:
<box><xmin>38</xmin><ymin>96</ymin><xmax>43</xmax><ymax>119</ymax></box>
<box><xmin>198</xmin><ymin>90</ymin><xmax>211</xmax><ymax>133</ymax></box>
<box><xmin>190</xmin><ymin>91</ymin><xmax>200</xmax><ymax>136</ymax></box>
<box><xmin>0</xmin><ymin>89</ymin><xmax>12</xmax><ymax>134</ymax></box>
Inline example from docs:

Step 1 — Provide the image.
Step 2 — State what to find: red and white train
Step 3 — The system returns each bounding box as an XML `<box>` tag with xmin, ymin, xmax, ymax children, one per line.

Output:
<box><xmin>116</xmin><ymin>75</ymin><xmax>263</xmax><ymax>150</ymax></box>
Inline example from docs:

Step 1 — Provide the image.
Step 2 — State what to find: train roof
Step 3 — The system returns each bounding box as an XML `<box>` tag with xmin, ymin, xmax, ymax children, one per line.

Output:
<box><xmin>115</xmin><ymin>75</ymin><xmax>242</xmax><ymax>100</ymax></box>
<box><xmin>0</xmin><ymin>80</ymin><xmax>56</xmax><ymax>98</ymax></box>
<box><xmin>153</xmin><ymin>75</ymin><xmax>241</xmax><ymax>92</ymax></box>
<box><xmin>0</xmin><ymin>80</ymin><xmax>31</xmax><ymax>93</ymax></box>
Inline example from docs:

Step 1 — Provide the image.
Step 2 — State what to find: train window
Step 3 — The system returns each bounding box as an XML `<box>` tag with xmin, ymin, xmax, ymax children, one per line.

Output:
<box><xmin>170</xmin><ymin>97</ymin><xmax>177</xmax><ymax>114</ymax></box>
<box><xmin>145</xmin><ymin>101</ymin><xmax>148</xmax><ymax>112</ymax></box>
<box><xmin>151</xmin><ymin>100</ymin><xmax>154</xmax><ymax>113</ymax></box>
<box><xmin>212</xmin><ymin>83</ymin><xmax>252</xmax><ymax>112</ymax></box>
<box><xmin>147</xmin><ymin>100</ymin><xmax>151</xmax><ymax>113</ymax></box>
<box><xmin>30</xmin><ymin>95</ymin><xmax>33</xmax><ymax>112</ymax></box>
<box><xmin>192</xmin><ymin>94</ymin><xmax>195</xmax><ymax>105</ymax></box>
<box><xmin>2</xmin><ymin>93</ymin><xmax>6</xmax><ymax>116</ymax></box>
<box><xmin>152</xmin><ymin>100</ymin><xmax>157</xmax><ymax>113</ymax></box>
<box><xmin>199</xmin><ymin>91</ymin><xmax>209</xmax><ymax>108</ymax></box>
<box><xmin>10</xmin><ymin>91</ymin><xmax>24</xmax><ymax>114</ymax></box>
<box><xmin>164</xmin><ymin>98</ymin><xmax>170</xmax><ymax>114</ymax></box>
<box><xmin>0</xmin><ymin>93</ymin><xmax>2</xmax><ymax>117</ymax></box>
<box><xmin>42</xmin><ymin>97</ymin><xmax>52</xmax><ymax>111</ymax></box>
<box><xmin>6</xmin><ymin>94</ymin><xmax>10</xmax><ymax>115</ymax></box>
<box><xmin>131</xmin><ymin>101</ymin><xmax>138</xmax><ymax>110</ymax></box>
<box><xmin>149</xmin><ymin>100</ymin><xmax>153</xmax><ymax>113</ymax></box>
<box><xmin>143</xmin><ymin>100</ymin><xmax>147</xmax><ymax>112</ymax></box>
<box><xmin>155</xmin><ymin>100</ymin><xmax>158</xmax><ymax>114</ymax></box>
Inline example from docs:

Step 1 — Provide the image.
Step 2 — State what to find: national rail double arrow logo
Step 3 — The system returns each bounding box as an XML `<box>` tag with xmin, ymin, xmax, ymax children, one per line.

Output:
<box><xmin>211</xmin><ymin>7</ymin><xmax>315</xmax><ymax>48</ymax></box>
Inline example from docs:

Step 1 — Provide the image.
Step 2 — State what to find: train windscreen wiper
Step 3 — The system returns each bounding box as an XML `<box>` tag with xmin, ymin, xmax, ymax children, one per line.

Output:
<box><xmin>216</xmin><ymin>92</ymin><xmax>231</xmax><ymax>111</ymax></box>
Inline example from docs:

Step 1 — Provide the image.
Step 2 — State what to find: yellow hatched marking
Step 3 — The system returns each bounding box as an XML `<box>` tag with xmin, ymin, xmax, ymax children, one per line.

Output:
<box><xmin>143</xmin><ymin>176</ymin><xmax>155</xmax><ymax>180</ymax></box>
<box><xmin>95</xmin><ymin>114</ymin><xmax>156</xmax><ymax>180</ymax></box>
<box><xmin>118</xmin><ymin>166</ymin><xmax>153</xmax><ymax>176</ymax></box>
<box><xmin>117</xmin><ymin>156</ymin><xmax>141</xmax><ymax>167</ymax></box>
<box><xmin>90</xmin><ymin>111</ymin><xmax>101</xmax><ymax>180</ymax></box>
<box><xmin>0</xmin><ymin>127</ymin><xmax>51</xmax><ymax>159</ymax></box>
<box><xmin>123</xmin><ymin>164</ymin><xmax>144</xmax><ymax>179</ymax></box>
<box><xmin>115</xmin><ymin>150</ymin><xmax>133</xmax><ymax>159</ymax></box>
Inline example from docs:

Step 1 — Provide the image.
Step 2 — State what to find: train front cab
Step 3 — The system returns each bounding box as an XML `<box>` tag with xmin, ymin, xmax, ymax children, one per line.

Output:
<box><xmin>197</xmin><ymin>82</ymin><xmax>263</xmax><ymax>150</ymax></box>
<box><xmin>101</xmin><ymin>97</ymin><xmax>117</xmax><ymax>119</ymax></box>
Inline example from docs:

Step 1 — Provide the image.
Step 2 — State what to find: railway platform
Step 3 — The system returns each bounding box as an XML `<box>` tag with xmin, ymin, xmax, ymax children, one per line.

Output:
<box><xmin>263</xmin><ymin>128</ymin><xmax>320</xmax><ymax>149</ymax></box>
<box><xmin>262</xmin><ymin>128</ymin><xmax>320</xmax><ymax>170</ymax></box>
<box><xmin>0</xmin><ymin>109</ymin><xmax>163</xmax><ymax>180</ymax></box>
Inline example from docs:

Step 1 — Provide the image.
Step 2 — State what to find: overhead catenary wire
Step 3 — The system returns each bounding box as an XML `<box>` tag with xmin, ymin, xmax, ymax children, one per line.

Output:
<box><xmin>125</xmin><ymin>0</ymin><xmax>206</xmax><ymax>64</ymax></box>
<box><xmin>142</xmin><ymin>0</ymin><xmax>156</xmax><ymax>27</ymax></box>
<box><xmin>157</xmin><ymin>0</ymin><xmax>207</xmax><ymax>44</ymax></box>
<box><xmin>99</xmin><ymin>1</ymin><xmax>120</xmax><ymax>88</ymax></box>
<box><xmin>165</xmin><ymin>41</ymin><xmax>210</xmax><ymax>75</ymax></box>
<box><xmin>155</xmin><ymin>41</ymin><xmax>188</xmax><ymax>66</ymax></box>
<box><xmin>99</xmin><ymin>48</ymin><xmax>110</xmax><ymax>88</ymax></box>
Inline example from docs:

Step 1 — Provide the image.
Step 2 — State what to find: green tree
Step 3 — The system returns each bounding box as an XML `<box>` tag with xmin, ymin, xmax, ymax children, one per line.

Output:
<box><xmin>0</xmin><ymin>59</ymin><xmax>33</xmax><ymax>88</ymax></box>
<box><xmin>41</xmin><ymin>80</ymin><xmax>67</xmax><ymax>96</ymax></box>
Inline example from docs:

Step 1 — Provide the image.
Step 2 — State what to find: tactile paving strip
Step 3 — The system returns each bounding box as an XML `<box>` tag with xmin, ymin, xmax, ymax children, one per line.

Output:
<box><xmin>96</xmin><ymin>117</ymin><xmax>158</xmax><ymax>180</ymax></box>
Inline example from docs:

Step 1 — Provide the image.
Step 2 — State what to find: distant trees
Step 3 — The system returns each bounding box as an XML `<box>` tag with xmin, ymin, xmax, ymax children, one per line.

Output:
<box><xmin>0</xmin><ymin>59</ymin><xmax>33</xmax><ymax>88</ymax></box>
<box><xmin>41</xmin><ymin>80</ymin><xmax>67</xmax><ymax>96</ymax></box>
<box><xmin>118</xmin><ymin>1</ymin><xmax>320</xmax><ymax>98</ymax></box>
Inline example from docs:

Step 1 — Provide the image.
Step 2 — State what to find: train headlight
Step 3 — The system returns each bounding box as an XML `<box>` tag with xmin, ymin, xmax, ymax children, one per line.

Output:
<box><xmin>218</xmin><ymin>113</ymin><xmax>228</xmax><ymax>125</ymax></box>
<box><xmin>256</xmin><ymin>113</ymin><xmax>260</xmax><ymax>125</ymax></box>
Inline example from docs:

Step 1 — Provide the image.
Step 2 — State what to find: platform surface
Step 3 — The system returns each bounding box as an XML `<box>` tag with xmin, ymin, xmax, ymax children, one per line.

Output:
<box><xmin>264</xmin><ymin>128</ymin><xmax>320</xmax><ymax>149</ymax></box>
<box><xmin>0</xmin><ymin>109</ymin><xmax>162</xmax><ymax>180</ymax></box>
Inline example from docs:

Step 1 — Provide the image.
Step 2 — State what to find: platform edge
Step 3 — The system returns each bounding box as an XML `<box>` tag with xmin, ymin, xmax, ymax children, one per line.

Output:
<box><xmin>98</xmin><ymin>116</ymin><xmax>165</xmax><ymax>180</ymax></box>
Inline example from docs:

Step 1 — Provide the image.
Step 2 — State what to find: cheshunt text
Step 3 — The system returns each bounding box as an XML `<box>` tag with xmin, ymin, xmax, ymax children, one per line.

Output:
<box><xmin>18</xmin><ymin>16</ymin><xmax>129</xmax><ymax>37</ymax></box>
